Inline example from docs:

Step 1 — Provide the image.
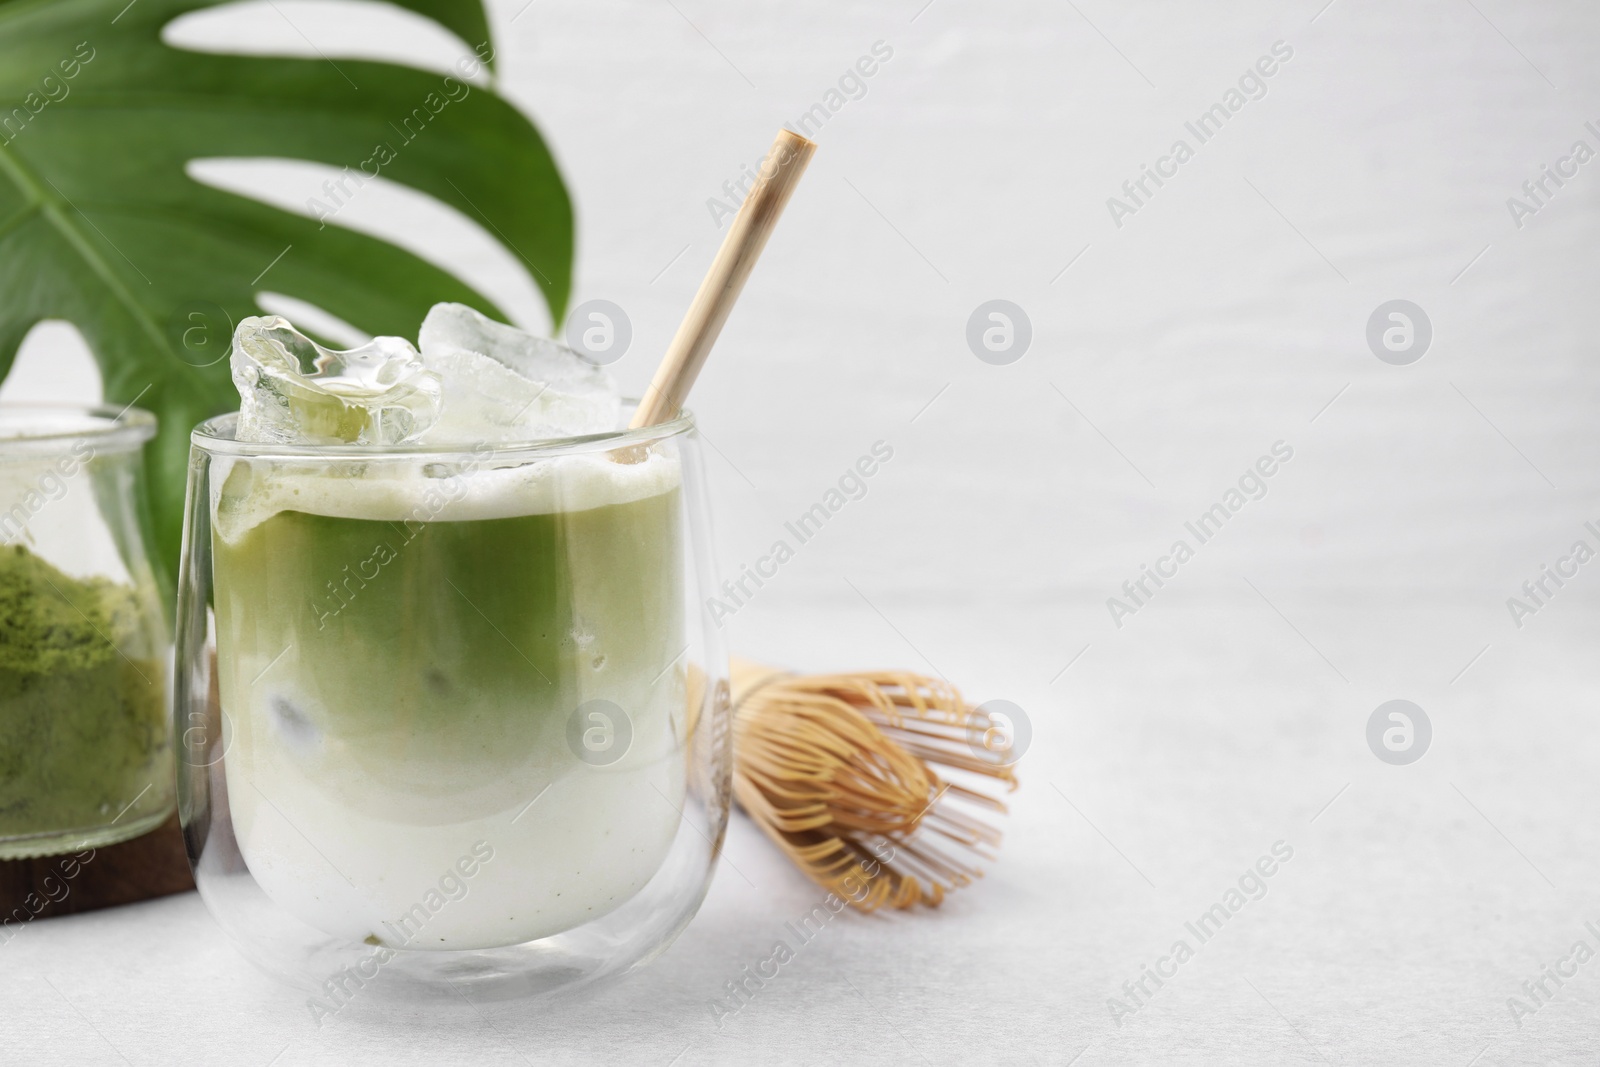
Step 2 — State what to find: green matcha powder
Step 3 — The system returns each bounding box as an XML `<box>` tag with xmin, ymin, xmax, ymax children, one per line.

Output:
<box><xmin>0</xmin><ymin>544</ymin><xmax>167</xmax><ymax>842</ymax></box>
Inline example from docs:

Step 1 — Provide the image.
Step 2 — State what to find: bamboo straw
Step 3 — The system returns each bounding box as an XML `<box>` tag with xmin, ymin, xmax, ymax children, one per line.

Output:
<box><xmin>630</xmin><ymin>128</ymin><xmax>817</xmax><ymax>429</ymax></box>
<box><xmin>622</xmin><ymin>131</ymin><xmax>1017</xmax><ymax>908</ymax></box>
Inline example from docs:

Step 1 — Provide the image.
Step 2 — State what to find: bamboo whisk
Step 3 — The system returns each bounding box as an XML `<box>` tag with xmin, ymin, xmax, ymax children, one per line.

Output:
<box><xmin>730</xmin><ymin>659</ymin><xmax>1018</xmax><ymax>911</ymax></box>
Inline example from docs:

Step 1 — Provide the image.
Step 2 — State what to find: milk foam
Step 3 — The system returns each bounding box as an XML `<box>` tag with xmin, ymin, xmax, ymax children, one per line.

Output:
<box><xmin>213</xmin><ymin>450</ymin><xmax>682</xmax><ymax>544</ymax></box>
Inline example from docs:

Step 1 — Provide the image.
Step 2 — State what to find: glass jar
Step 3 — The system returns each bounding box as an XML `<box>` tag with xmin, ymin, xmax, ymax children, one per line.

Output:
<box><xmin>175</xmin><ymin>405</ymin><xmax>732</xmax><ymax>1003</ymax></box>
<box><xmin>0</xmin><ymin>403</ymin><xmax>173</xmax><ymax>859</ymax></box>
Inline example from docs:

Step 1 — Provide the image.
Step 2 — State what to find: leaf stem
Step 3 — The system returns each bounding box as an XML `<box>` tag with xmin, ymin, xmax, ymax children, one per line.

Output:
<box><xmin>0</xmin><ymin>140</ymin><xmax>172</xmax><ymax>366</ymax></box>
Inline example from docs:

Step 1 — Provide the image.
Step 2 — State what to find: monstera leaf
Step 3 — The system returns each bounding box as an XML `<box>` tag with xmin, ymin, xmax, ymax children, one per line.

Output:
<box><xmin>0</xmin><ymin>0</ymin><xmax>572</xmax><ymax>569</ymax></box>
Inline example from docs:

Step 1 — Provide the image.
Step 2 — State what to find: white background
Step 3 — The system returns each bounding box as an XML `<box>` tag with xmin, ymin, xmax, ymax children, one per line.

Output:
<box><xmin>8</xmin><ymin>0</ymin><xmax>1600</xmax><ymax>1063</ymax></box>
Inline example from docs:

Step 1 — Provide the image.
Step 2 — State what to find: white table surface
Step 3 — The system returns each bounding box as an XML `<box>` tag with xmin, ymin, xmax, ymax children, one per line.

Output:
<box><xmin>8</xmin><ymin>596</ymin><xmax>1600</xmax><ymax>1066</ymax></box>
<box><xmin>7</xmin><ymin>0</ymin><xmax>1600</xmax><ymax>1062</ymax></box>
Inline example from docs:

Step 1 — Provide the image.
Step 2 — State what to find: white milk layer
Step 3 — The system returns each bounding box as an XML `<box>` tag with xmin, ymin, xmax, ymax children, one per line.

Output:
<box><xmin>222</xmin><ymin>686</ymin><xmax>686</xmax><ymax>950</ymax></box>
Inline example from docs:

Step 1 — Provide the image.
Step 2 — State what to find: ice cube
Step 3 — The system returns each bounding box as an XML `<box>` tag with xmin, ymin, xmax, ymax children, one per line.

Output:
<box><xmin>231</xmin><ymin>316</ymin><xmax>442</xmax><ymax>445</ymax></box>
<box><xmin>417</xmin><ymin>303</ymin><xmax>620</xmax><ymax>442</ymax></box>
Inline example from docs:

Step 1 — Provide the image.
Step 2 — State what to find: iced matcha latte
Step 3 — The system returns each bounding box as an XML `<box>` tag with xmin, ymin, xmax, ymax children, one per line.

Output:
<box><xmin>210</xmin><ymin>306</ymin><xmax>687</xmax><ymax>950</ymax></box>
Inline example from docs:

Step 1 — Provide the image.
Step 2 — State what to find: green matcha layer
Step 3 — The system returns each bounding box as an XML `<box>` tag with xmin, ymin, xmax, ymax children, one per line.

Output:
<box><xmin>212</xmin><ymin>487</ymin><xmax>685</xmax><ymax>821</ymax></box>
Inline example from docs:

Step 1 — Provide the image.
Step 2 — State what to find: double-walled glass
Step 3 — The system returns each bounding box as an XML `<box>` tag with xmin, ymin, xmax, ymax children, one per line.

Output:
<box><xmin>0</xmin><ymin>404</ymin><xmax>172</xmax><ymax>859</ymax></box>
<box><xmin>175</xmin><ymin>406</ymin><xmax>730</xmax><ymax>1002</ymax></box>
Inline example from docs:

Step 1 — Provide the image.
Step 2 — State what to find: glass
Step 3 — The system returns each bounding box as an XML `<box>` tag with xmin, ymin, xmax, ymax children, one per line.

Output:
<box><xmin>175</xmin><ymin>403</ymin><xmax>731</xmax><ymax>1003</ymax></box>
<box><xmin>0</xmin><ymin>403</ymin><xmax>172</xmax><ymax>859</ymax></box>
